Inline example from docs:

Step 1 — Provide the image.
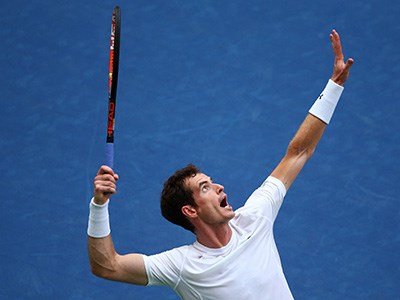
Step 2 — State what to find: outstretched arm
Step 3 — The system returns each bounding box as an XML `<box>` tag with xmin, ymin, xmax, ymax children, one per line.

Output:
<box><xmin>271</xmin><ymin>30</ymin><xmax>354</xmax><ymax>191</ymax></box>
<box><xmin>87</xmin><ymin>166</ymin><xmax>148</xmax><ymax>285</ymax></box>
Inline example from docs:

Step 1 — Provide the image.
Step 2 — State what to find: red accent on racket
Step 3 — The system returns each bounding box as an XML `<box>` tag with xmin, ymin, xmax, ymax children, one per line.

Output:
<box><xmin>105</xmin><ymin>6</ymin><xmax>121</xmax><ymax>169</ymax></box>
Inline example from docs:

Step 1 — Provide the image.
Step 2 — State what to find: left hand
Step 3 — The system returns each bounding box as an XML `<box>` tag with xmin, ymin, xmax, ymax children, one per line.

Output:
<box><xmin>330</xmin><ymin>29</ymin><xmax>354</xmax><ymax>86</ymax></box>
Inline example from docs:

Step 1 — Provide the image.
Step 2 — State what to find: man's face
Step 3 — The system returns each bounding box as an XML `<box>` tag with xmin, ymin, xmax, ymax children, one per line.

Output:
<box><xmin>185</xmin><ymin>173</ymin><xmax>235</xmax><ymax>226</ymax></box>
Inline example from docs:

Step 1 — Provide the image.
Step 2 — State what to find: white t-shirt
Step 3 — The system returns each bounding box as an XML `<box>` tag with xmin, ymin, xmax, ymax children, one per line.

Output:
<box><xmin>143</xmin><ymin>176</ymin><xmax>294</xmax><ymax>300</ymax></box>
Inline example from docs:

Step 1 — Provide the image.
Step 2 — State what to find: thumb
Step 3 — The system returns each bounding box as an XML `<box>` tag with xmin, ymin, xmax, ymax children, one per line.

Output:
<box><xmin>345</xmin><ymin>58</ymin><xmax>355</xmax><ymax>70</ymax></box>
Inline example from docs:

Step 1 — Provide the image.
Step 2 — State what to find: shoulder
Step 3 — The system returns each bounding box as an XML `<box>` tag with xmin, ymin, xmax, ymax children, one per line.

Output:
<box><xmin>143</xmin><ymin>244</ymin><xmax>193</xmax><ymax>286</ymax></box>
<box><xmin>235</xmin><ymin>176</ymin><xmax>287</xmax><ymax>222</ymax></box>
<box><xmin>144</xmin><ymin>244</ymin><xmax>191</xmax><ymax>266</ymax></box>
<box><xmin>257</xmin><ymin>176</ymin><xmax>287</xmax><ymax>199</ymax></box>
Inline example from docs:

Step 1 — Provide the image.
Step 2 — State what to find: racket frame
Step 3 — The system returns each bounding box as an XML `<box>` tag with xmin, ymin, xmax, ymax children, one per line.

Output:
<box><xmin>105</xmin><ymin>6</ymin><xmax>121</xmax><ymax>169</ymax></box>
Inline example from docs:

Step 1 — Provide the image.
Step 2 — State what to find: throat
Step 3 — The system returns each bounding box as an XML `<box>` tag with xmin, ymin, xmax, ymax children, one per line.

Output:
<box><xmin>195</xmin><ymin>224</ymin><xmax>233</xmax><ymax>248</ymax></box>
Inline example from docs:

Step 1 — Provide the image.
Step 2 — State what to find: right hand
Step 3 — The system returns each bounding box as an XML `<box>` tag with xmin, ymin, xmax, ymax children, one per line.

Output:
<box><xmin>330</xmin><ymin>29</ymin><xmax>354</xmax><ymax>86</ymax></box>
<box><xmin>93</xmin><ymin>165</ymin><xmax>119</xmax><ymax>205</ymax></box>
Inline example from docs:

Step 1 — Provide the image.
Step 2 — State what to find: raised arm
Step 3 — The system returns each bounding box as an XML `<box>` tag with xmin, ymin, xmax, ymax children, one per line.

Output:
<box><xmin>271</xmin><ymin>30</ymin><xmax>354</xmax><ymax>191</ymax></box>
<box><xmin>87</xmin><ymin>165</ymin><xmax>148</xmax><ymax>285</ymax></box>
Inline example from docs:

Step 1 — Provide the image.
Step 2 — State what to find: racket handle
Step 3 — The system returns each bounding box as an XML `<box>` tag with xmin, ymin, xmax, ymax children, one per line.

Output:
<box><xmin>105</xmin><ymin>142</ymin><xmax>114</xmax><ymax>169</ymax></box>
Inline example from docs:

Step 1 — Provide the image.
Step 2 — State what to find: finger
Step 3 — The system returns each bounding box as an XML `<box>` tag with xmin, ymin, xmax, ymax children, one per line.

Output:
<box><xmin>94</xmin><ymin>176</ymin><xmax>116</xmax><ymax>189</ymax></box>
<box><xmin>94</xmin><ymin>169</ymin><xmax>119</xmax><ymax>196</ymax></box>
<box><xmin>94</xmin><ymin>184</ymin><xmax>116</xmax><ymax>195</ymax></box>
<box><xmin>344</xmin><ymin>58</ymin><xmax>355</xmax><ymax>72</ymax></box>
<box><xmin>330</xmin><ymin>30</ymin><xmax>344</xmax><ymax>62</ymax></box>
<box><xmin>332</xmin><ymin>57</ymin><xmax>354</xmax><ymax>86</ymax></box>
<box><xmin>94</xmin><ymin>179</ymin><xmax>117</xmax><ymax>195</ymax></box>
<box><xmin>94</xmin><ymin>173</ymin><xmax>117</xmax><ymax>184</ymax></box>
<box><xmin>94</xmin><ymin>176</ymin><xmax>117</xmax><ymax>188</ymax></box>
<box><xmin>96</xmin><ymin>165</ymin><xmax>115</xmax><ymax>176</ymax></box>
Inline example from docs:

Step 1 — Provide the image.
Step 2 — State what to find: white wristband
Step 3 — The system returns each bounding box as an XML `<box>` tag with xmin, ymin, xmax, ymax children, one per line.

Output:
<box><xmin>87</xmin><ymin>198</ymin><xmax>111</xmax><ymax>238</ymax></box>
<box><xmin>309</xmin><ymin>79</ymin><xmax>344</xmax><ymax>124</ymax></box>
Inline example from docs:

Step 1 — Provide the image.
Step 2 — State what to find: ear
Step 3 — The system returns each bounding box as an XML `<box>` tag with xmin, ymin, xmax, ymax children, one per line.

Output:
<box><xmin>181</xmin><ymin>205</ymin><xmax>197</xmax><ymax>219</ymax></box>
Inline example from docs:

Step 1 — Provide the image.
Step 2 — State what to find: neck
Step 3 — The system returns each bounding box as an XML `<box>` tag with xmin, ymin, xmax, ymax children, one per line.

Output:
<box><xmin>195</xmin><ymin>223</ymin><xmax>232</xmax><ymax>248</ymax></box>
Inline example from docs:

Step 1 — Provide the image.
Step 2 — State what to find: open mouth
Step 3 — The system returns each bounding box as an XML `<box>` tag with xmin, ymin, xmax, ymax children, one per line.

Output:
<box><xmin>220</xmin><ymin>195</ymin><xmax>228</xmax><ymax>208</ymax></box>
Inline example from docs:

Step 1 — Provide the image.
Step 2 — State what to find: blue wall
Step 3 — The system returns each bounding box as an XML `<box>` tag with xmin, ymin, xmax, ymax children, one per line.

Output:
<box><xmin>1</xmin><ymin>0</ymin><xmax>399</xmax><ymax>299</ymax></box>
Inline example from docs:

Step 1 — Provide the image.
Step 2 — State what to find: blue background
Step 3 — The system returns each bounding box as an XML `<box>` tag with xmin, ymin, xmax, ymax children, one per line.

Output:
<box><xmin>1</xmin><ymin>0</ymin><xmax>399</xmax><ymax>299</ymax></box>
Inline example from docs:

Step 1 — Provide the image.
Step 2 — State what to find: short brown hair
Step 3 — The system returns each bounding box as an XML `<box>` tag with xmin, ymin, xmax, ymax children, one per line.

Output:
<box><xmin>160</xmin><ymin>164</ymin><xmax>200</xmax><ymax>233</ymax></box>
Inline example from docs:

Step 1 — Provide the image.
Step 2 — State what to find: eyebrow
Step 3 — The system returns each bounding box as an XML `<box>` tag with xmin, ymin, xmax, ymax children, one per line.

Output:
<box><xmin>197</xmin><ymin>177</ymin><xmax>212</xmax><ymax>189</ymax></box>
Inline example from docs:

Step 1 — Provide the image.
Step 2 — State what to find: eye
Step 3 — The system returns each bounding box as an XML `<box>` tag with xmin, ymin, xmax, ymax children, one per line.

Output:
<box><xmin>201</xmin><ymin>185</ymin><xmax>210</xmax><ymax>193</ymax></box>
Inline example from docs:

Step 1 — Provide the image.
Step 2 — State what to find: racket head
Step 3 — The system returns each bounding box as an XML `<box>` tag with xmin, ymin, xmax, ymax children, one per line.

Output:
<box><xmin>105</xmin><ymin>6</ymin><xmax>121</xmax><ymax>168</ymax></box>
<box><xmin>108</xmin><ymin>6</ymin><xmax>121</xmax><ymax>102</ymax></box>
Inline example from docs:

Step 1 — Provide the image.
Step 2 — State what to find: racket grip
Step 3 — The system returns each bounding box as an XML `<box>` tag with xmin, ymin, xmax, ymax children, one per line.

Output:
<box><xmin>105</xmin><ymin>142</ymin><xmax>114</xmax><ymax>169</ymax></box>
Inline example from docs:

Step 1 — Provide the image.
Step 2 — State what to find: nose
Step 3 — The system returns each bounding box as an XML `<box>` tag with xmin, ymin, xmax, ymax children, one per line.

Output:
<box><xmin>214</xmin><ymin>183</ymin><xmax>224</xmax><ymax>194</ymax></box>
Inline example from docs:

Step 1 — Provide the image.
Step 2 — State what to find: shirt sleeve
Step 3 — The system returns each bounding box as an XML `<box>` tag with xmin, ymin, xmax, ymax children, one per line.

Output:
<box><xmin>242</xmin><ymin>176</ymin><xmax>287</xmax><ymax>222</ymax></box>
<box><xmin>143</xmin><ymin>246</ymin><xmax>188</xmax><ymax>288</ymax></box>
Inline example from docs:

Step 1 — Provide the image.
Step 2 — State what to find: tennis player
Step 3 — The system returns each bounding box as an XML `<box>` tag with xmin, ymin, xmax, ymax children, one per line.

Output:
<box><xmin>87</xmin><ymin>29</ymin><xmax>353</xmax><ymax>299</ymax></box>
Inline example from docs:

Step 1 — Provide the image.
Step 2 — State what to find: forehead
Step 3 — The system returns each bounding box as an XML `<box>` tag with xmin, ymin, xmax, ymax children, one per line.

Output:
<box><xmin>185</xmin><ymin>173</ymin><xmax>210</xmax><ymax>191</ymax></box>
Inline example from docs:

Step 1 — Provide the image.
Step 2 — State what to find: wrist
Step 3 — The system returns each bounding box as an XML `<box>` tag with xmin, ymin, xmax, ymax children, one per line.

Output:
<box><xmin>92</xmin><ymin>196</ymin><xmax>109</xmax><ymax>206</ymax></box>
<box><xmin>87</xmin><ymin>198</ymin><xmax>111</xmax><ymax>238</ymax></box>
<box><xmin>309</xmin><ymin>79</ymin><xmax>344</xmax><ymax>124</ymax></box>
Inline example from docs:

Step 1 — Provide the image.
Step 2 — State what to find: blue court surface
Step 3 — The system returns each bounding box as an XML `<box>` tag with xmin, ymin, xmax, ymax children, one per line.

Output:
<box><xmin>1</xmin><ymin>0</ymin><xmax>399</xmax><ymax>299</ymax></box>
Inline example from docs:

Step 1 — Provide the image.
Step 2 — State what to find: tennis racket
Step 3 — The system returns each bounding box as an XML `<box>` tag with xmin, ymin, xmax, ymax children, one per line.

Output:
<box><xmin>105</xmin><ymin>6</ymin><xmax>121</xmax><ymax>169</ymax></box>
